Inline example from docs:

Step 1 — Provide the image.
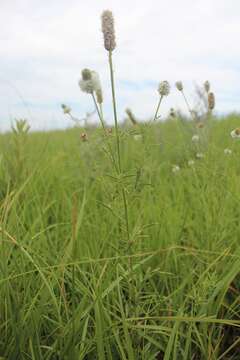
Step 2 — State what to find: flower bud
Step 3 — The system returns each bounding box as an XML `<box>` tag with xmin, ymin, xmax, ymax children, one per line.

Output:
<box><xmin>175</xmin><ymin>81</ymin><xmax>183</xmax><ymax>91</ymax></box>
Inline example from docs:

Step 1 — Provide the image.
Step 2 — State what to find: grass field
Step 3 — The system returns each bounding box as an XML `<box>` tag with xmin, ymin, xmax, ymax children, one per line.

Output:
<box><xmin>1</xmin><ymin>114</ymin><xmax>240</xmax><ymax>359</ymax></box>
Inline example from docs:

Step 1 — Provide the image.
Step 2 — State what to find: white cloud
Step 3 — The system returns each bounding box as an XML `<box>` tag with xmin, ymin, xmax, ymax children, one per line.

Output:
<box><xmin>0</xmin><ymin>0</ymin><xmax>239</xmax><ymax>130</ymax></box>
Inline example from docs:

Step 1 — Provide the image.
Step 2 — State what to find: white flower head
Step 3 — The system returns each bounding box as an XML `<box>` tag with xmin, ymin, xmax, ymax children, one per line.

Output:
<box><xmin>133</xmin><ymin>134</ymin><xmax>142</xmax><ymax>141</ymax></box>
<box><xmin>231</xmin><ymin>128</ymin><xmax>240</xmax><ymax>139</ymax></box>
<box><xmin>158</xmin><ymin>81</ymin><xmax>170</xmax><ymax>96</ymax></box>
<box><xmin>196</xmin><ymin>152</ymin><xmax>204</xmax><ymax>159</ymax></box>
<box><xmin>79</xmin><ymin>79</ymin><xmax>95</xmax><ymax>94</ymax></box>
<box><xmin>192</xmin><ymin>134</ymin><xmax>200</xmax><ymax>142</ymax></box>
<box><xmin>224</xmin><ymin>148</ymin><xmax>232</xmax><ymax>155</ymax></box>
<box><xmin>79</xmin><ymin>69</ymin><xmax>101</xmax><ymax>94</ymax></box>
<box><xmin>172</xmin><ymin>165</ymin><xmax>180</xmax><ymax>173</ymax></box>
<box><xmin>188</xmin><ymin>160</ymin><xmax>195</xmax><ymax>166</ymax></box>
<box><xmin>91</xmin><ymin>71</ymin><xmax>101</xmax><ymax>91</ymax></box>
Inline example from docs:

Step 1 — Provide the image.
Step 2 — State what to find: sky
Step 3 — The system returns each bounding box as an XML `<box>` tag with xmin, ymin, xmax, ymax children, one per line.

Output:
<box><xmin>0</xmin><ymin>0</ymin><xmax>240</xmax><ymax>131</ymax></box>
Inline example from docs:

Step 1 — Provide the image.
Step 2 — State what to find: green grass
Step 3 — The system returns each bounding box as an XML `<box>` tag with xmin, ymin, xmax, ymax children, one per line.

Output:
<box><xmin>1</xmin><ymin>114</ymin><xmax>240</xmax><ymax>359</ymax></box>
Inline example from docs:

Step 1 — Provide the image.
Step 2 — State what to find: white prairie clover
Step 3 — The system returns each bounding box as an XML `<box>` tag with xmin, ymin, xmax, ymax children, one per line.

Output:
<box><xmin>79</xmin><ymin>69</ymin><xmax>101</xmax><ymax>94</ymax></box>
<box><xmin>158</xmin><ymin>81</ymin><xmax>170</xmax><ymax>96</ymax></box>
<box><xmin>188</xmin><ymin>160</ymin><xmax>195</xmax><ymax>166</ymax></box>
<box><xmin>172</xmin><ymin>165</ymin><xmax>180</xmax><ymax>173</ymax></box>
<box><xmin>192</xmin><ymin>134</ymin><xmax>200</xmax><ymax>142</ymax></box>
<box><xmin>196</xmin><ymin>152</ymin><xmax>204</xmax><ymax>159</ymax></box>
<box><xmin>133</xmin><ymin>134</ymin><xmax>142</xmax><ymax>141</ymax></box>
<box><xmin>224</xmin><ymin>148</ymin><xmax>232</xmax><ymax>155</ymax></box>
<box><xmin>153</xmin><ymin>81</ymin><xmax>170</xmax><ymax>121</ymax></box>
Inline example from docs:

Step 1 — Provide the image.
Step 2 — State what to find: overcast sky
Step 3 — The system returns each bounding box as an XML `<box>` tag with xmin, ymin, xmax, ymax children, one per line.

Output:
<box><xmin>0</xmin><ymin>0</ymin><xmax>239</xmax><ymax>131</ymax></box>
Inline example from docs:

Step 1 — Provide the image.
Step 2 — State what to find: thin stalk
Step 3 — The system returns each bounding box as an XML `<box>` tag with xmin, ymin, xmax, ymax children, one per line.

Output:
<box><xmin>69</xmin><ymin>113</ymin><xmax>82</xmax><ymax>126</ymax></box>
<box><xmin>99</xmin><ymin>103</ymin><xmax>104</xmax><ymax>120</ymax></box>
<box><xmin>71</xmin><ymin>263</ymin><xmax>75</xmax><ymax>348</ymax></box>
<box><xmin>107</xmin><ymin>51</ymin><xmax>130</xmax><ymax>243</ymax></box>
<box><xmin>108</xmin><ymin>50</ymin><xmax>121</xmax><ymax>173</ymax></box>
<box><xmin>181</xmin><ymin>90</ymin><xmax>195</xmax><ymax>121</ymax></box>
<box><xmin>91</xmin><ymin>94</ymin><xmax>107</xmax><ymax>132</ymax></box>
<box><xmin>153</xmin><ymin>95</ymin><xmax>163</xmax><ymax>121</ymax></box>
<box><xmin>92</xmin><ymin>93</ymin><xmax>117</xmax><ymax>172</ymax></box>
<box><xmin>107</xmin><ymin>49</ymin><xmax>134</xmax><ymax>307</ymax></box>
<box><xmin>71</xmin><ymin>203</ymin><xmax>77</xmax><ymax>351</ymax></box>
<box><xmin>121</xmin><ymin>188</ymin><xmax>130</xmax><ymax>242</ymax></box>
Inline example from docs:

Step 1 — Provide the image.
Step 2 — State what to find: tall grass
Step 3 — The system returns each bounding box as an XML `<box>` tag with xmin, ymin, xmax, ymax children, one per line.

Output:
<box><xmin>0</xmin><ymin>115</ymin><xmax>240</xmax><ymax>358</ymax></box>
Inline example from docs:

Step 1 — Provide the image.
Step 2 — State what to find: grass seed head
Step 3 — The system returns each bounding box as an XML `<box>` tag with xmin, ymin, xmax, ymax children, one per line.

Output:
<box><xmin>101</xmin><ymin>10</ymin><xmax>116</xmax><ymax>51</ymax></box>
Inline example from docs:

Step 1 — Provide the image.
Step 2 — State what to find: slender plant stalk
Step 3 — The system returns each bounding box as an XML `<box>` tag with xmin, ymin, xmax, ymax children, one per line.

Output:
<box><xmin>153</xmin><ymin>95</ymin><xmax>163</xmax><ymax>121</ymax></box>
<box><xmin>182</xmin><ymin>91</ymin><xmax>195</xmax><ymax>121</ymax></box>
<box><xmin>91</xmin><ymin>93</ymin><xmax>118</xmax><ymax>172</ymax></box>
<box><xmin>108</xmin><ymin>51</ymin><xmax>121</xmax><ymax>173</ymax></box>
<box><xmin>91</xmin><ymin>94</ymin><xmax>107</xmax><ymax>133</ymax></box>
<box><xmin>99</xmin><ymin>103</ymin><xmax>104</xmax><ymax>120</ymax></box>
<box><xmin>71</xmin><ymin>263</ymin><xmax>76</xmax><ymax>348</ymax></box>
<box><xmin>107</xmin><ymin>49</ymin><xmax>135</xmax><ymax>308</ymax></box>
<box><xmin>108</xmin><ymin>51</ymin><xmax>130</xmax><ymax>242</ymax></box>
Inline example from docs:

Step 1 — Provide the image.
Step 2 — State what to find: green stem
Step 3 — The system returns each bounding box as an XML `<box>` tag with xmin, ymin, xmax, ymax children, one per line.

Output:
<box><xmin>108</xmin><ymin>50</ymin><xmax>133</xmax><ymax>304</ymax></box>
<box><xmin>92</xmin><ymin>94</ymin><xmax>106</xmax><ymax>132</ymax></box>
<box><xmin>121</xmin><ymin>188</ymin><xmax>130</xmax><ymax>242</ymax></box>
<box><xmin>182</xmin><ymin>91</ymin><xmax>195</xmax><ymax>121</ymax></box>
<box><xmin>91</xmin><ymin>93</ymin><xmax>117</xmax><ymax>172</ymax></box>
<box><xmin>153</xmin><ymin>95</ymin><xmax>163</xmax><ymax>121</ymax></box>
<box><xmin>99</xmin><ymin>103</ymin><xmax>104</xmax><ymax>120</ymax></box>
<box><xmin>72</xmin><ymin>263</ymin><xmax>75</xmax><ymax>348</ymax></box>
<box><xmin>108</xmin><ymin>51</ymin><xmax>121</xmax><ymax>173</ymax></box>
<box><xmin>108</xmin><ymin>51</ymin><xmax>130</xmax><ymax>241</ymax></box>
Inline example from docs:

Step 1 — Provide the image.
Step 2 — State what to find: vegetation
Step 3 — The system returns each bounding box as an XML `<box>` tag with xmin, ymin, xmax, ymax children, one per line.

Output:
<box><xmin>1</xmin><ymin>114</ymin><xmax>240</xmax><ymax>359</ymax></box>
